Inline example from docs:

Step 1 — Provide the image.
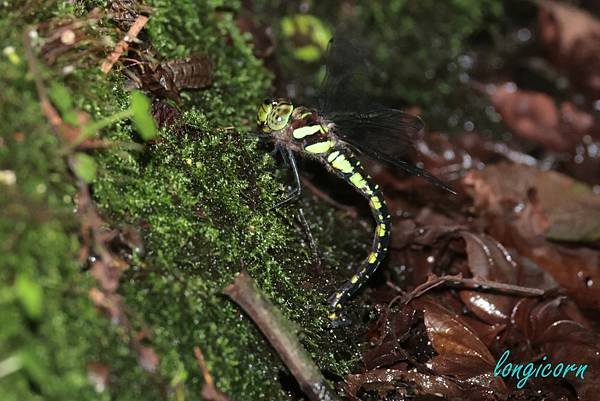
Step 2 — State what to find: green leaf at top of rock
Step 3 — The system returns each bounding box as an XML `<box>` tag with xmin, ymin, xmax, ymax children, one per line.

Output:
<box><xmin>72</xmin><ymin>153</ymin><xmax>97</xmax><ymax>183</ymax></box>
<box><xmin>15</xmin><ymin>274</ymin><xmax>44</xmax><ymax>320</ymax></box>
<box><xmin>130</xmin><ymin>91</ymin><xmax>158</xmax><ymax>141</ymax></box>
<box><xmin>281</xmin><ymin>14</ymin><xmax>331</xmax><ymax>62</ymax></box>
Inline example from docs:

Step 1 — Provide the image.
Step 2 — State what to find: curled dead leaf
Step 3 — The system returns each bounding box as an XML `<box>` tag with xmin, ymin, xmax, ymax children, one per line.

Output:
<box><xmin>413</xmin><ymin>298</ymin><xmax>508</xmax><ymax>398</ymax></box>
<box><xmin>538</xmin><ymin>0</ymin><xmax>600</xmax><ymax>97</ymax></box>
<box><xmin>486</xmin><ymin>83</ymin><xmax>596</xmax><ymax>151</ymax></box>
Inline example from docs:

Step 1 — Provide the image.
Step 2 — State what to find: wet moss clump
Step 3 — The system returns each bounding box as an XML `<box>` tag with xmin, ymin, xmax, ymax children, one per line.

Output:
<box><xmin>2</xmin><ymin>1</ymin><xmax>363</xmax><ymax>400</ymax></box>
<box><xmin>0</xmin><ymin>25</ymin><xmax>116</xmax><ymax>401</ymax></box>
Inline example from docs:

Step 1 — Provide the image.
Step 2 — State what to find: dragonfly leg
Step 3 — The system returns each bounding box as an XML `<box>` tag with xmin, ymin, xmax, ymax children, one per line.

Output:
<box><xmin>297</xmin><ymin>207</ymin><xmax>321</xmax><ymax>269</ymax></box>
<box><xmin>271</xmin><ymin>148</ymin><xmax>302</xmax><ymax>209</ymax></box>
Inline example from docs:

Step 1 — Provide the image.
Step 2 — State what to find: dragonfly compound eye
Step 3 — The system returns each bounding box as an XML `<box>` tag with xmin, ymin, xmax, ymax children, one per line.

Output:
<box><xmin>266</xmin><ymin>100</ymin><xmax>293</xmax><ymax>132</ymax></box>
<box><xmin>256</xmin><ymin>100</ymin><xmax>274</xmax><ymax>132</ymax></box>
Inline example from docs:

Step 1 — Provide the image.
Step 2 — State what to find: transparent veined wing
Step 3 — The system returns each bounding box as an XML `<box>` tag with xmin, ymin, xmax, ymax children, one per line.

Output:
<box><xmin>319</xmin><ymin>38</ymin><xmax>454</xmax><ymax>193</ymax></box>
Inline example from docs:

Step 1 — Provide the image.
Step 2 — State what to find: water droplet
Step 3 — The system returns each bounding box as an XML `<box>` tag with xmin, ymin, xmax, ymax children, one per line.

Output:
<box><xmin>504</xmin><ymin>82</ymin><xmax>517</xmax><ymax>93</ymax></box>
<box><xmin>448</xmin><ymin>115</ymin><xmax>460</xmax><ymax>127</ymax></box>
<box><xmin>514</xmin><ymin>202</ymin><xmax>525</xmax><ymax>213</ymax></box>
<box><xmin>62</xmin><ymin>65</ymin><xmax>75</xmax><ymax>75</ymax></box>
<box><xmin>517</xmin><ymin>28</ymin><xmax>531</xmax><ymax>42</ymax></box>
<box><xmin>426</xmin><ymin>255</ymin><xmax>435</xmax><ymax>263</ymax></box>
<box><xmin>458</xmin><ymin>54</ymin><xmax>473</xmax><ymax>69</ymax></box>
<box><xmin>485</xmin><ymin>83</ymin><xmax>496</xmax><ymax>94</ymax></box>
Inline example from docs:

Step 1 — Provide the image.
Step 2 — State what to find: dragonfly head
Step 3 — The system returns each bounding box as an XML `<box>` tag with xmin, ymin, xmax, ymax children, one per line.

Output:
<box><xmin>257</xmin><ymin>98</ymin><xmax>293</xmax><ymax>133</ymax></box>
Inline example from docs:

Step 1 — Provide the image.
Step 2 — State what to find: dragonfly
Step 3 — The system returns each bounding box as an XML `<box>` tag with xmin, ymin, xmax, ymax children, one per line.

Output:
<box><xmin>256</xmin><ymin>38</ymin><xmax>453</xmax><ymax>324</ymax></box>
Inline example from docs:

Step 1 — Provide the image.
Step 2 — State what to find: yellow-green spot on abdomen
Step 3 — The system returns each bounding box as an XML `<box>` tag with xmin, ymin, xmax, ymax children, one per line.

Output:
<box><xmin>327</xmin><ymin>150</ymin><xmax>340</xmax><ymax>162</ymax></box>
<box><xmin>293</xmin><ymin>125</ymin><xmax>322</xmax><ymax>139</ymax></box>
<box><xmin>304</xmin><ymin>140</ymin><xmax>333</xmax><ymax>154</ymax></box>
<box><xmin>370</xmin><ymin>195</ymin><xmax>382</xmax><ymax>210</ymax></box>
<box><xmin>330</xmin><ymin>153</ymin><xmax>354</xmax><ymax>174</ymax></box>
<box><xmin>349</xmin><ymin>172</ymin><xmax>367</xmax><ymax>190</ymax></box>
<box><xmin>378</xmin><ymin>224</ymin><xmax>386</xmax><ymax>237</ymax></box>
<box><xmin>368</xmin><ymin>252</ymin><xmax>378</xmax><ymax>263</ymax></box>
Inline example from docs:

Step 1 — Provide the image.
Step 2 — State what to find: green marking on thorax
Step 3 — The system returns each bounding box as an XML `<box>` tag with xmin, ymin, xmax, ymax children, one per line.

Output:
<box><xmin>293</xmin><ymin>125</ymin><xmax>322</xmax><ymax>139</ymax></box>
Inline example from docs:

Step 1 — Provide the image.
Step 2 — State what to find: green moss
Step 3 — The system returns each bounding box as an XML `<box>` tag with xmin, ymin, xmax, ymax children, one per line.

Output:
<box><xmin>0</xmin><ymin>40</ymin><xmax>114</xmax><ymax>401</ymax></box>
<box><xmin>86</xmin><ymin>11</ymin><xmax>358</xmax><ymax>395</ymax></box>
<box><xmin>3</xmin><ymin>0</ymin><xmax>363</xmax><ymax>400</ymax></box>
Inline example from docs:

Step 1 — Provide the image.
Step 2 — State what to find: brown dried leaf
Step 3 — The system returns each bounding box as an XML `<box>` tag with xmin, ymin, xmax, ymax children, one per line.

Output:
<box><xmin>457</xmin><ymin>231</ymin><xmax>557</xmax><ymax>324</ymax></box>
<box><xmin>463</xmin><ymin>163</ymin><xmax>600</xmax><ymax>242</ymax></box>
<box><xmin>507</xmin><ymin>296</ymin><xmax>599</xmax><ymax>400</ymax></box>
<box><xmin>459</xmin><ymin>316</ymin><xmax>506</xmax><ymax>349</ymax></box>
<box><xmin>342</xmin><ymin>369</ymin><xmax>466</xmax><ymax>401</ymax></box>
<box><xmin>138</xmin><ymin>346</ymin><xmax>159</xmax><ymax>373</ymax></box>
<box><xmin>463</xmin><ymin>163</ymin><xmax>600</xmax><ymax>310</ymax></box>
<box><xmin>87</xmin><ymin>361</ymin><xmax>110</xmax><ymax>392</ymax></box>
<box><xmin>415</xmin><ymin>298</ymin><xmax>508</xmax><ymax>396</ymax></box>
<box><xmin>537</xmin><ymin>320</ymin><xmax>600</xmax><ymax>401</ymax></box>
<box><xmin>538</xmin><ymin>0</ymin><xmax>600</xmax><ymax>97</ymax></box>
<box><xmin>487</xmin><ymin>83</ymin><xmax>595</xmax><ymax>152</ymax></box>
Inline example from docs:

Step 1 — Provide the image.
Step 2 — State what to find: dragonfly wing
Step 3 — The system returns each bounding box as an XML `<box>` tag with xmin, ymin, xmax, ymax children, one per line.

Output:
<box><xmin>332</xmin><ymin>110</ymin><xmax>454</xmax><ymax>193</ymax></box>
<box><xmin>319</xmin><ymin>38</ymin><xmax>453</xmax><ymax>193</ymax></box>
<box><xmin>318</xmin><ymin>38</ymin><xmax>375</xmax><ymax>114</ymax></box>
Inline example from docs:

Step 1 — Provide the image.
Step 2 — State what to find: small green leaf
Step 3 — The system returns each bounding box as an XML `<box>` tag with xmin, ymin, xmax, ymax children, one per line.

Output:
<box><xmin>48</xmin><ymin>82</ymin><xmax>79</xmax><ymax>126</ymax></box>
<box><xmin>72</xmin><ymin>153</ymin><xmax>97</xmax><ymax>183</ymax></box>
<box><xmin>49</xmin><ymin>82</ymin><xmax>72</xmax><ymax>113</ymax></box>
<box><xmin>15</xmin><ymin>274</ymin><xmax>43</xmax><ymax>320</ymax></box>
<box><xmin>131</xmin><ymin>91</ymin><xmax>158</xmax><ymax>141</ymax></box>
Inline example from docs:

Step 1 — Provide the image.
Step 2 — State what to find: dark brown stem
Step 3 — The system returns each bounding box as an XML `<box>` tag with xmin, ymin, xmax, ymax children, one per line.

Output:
<box><xmin>23</xmin><ymin>27</ymin><xmax>63</xmax><ymax>135</ymax></box>
<box><xmin>101</xmin><ymin>15</ymin><xmax>149</xmax><ymax>74</ymax></box>
<box><xmin>389</xmin><ymin>273</ymin><xmax>546</xmax><ymax>308</ymax></box>
<box><xmin>224</xmin><ymin>271</ymin><xmax>339</xmax><ymax>401</ymax></box>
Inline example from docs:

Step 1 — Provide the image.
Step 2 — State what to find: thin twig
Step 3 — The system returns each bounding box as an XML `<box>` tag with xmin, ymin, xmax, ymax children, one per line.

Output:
<box><xmin>224</xmin><ymin>271</ymin><xmax>339</xmax><ymax>401</ymax></box>
<box><xmin>388</xmin><ymin>273</ymin><xmax>547</xmax><ymax>308</ymax></box>
<box><xmin>101</xmin><ymin>15</ymin><xmax>149</xmax><ymax>74</ymax></box>
<box><xmin>23</xmin><ymin>27</ymin><xmax>63</xmax><ymax>134</ymax></box>
<box><xmin>193</xmin><ymin>346</ymin><xmax>231</xmax><ymax>401</ymax></box>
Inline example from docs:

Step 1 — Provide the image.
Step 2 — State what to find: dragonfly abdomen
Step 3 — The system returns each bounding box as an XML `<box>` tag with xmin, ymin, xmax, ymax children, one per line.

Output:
<box><xmin>321</xmin><ymin>147</ymin><xmax>392</xmax><ymax>319</ymax></box>
<box><xmin>286</xmin><ymin>117</ymin><xmax>393</xmax><ymax>320</ymax></box>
